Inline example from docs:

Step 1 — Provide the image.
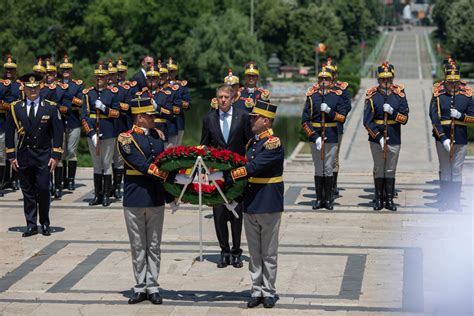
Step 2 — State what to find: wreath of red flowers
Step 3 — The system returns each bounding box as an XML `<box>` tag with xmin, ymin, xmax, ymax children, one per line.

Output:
<box><xmin>154</xmin><ymin>146</ymin><xmax>247</xmax><ymax>205</ymax></box>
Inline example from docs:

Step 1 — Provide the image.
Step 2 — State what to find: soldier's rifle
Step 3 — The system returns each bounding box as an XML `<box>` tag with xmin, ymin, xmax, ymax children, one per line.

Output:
<box><xmin>95</xmin><ymin>79</ymin><xmax>101</xmax><ymax>156</ymax></box>
<box><xmin>383</xmin><ymin>84</ymin><xmax>388</xmax><ymax>161</ymax></box>
<box><xmin>321</xmin><ymin>82</ymin><xmax>326</xmax><ymax>161</ymax></box>
<box><xmin>449</xmin><ymin>84</ymin><xmax>456</xmax><ymax>162</ymax></box>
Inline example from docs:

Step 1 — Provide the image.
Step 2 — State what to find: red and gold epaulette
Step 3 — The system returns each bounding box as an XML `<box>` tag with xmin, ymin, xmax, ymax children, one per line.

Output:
<box><xmin>118</xmin><ymin>131</ymin><xmax>133</xmax><ymax>146</ymax></box>
<box><xmin>82</xmin><ymin>87</ymin><xmax>94</xmax><ymax>94</ymax></box>
<box><xmin>330</xmin><ymin>89</ymin><xmax>342</xmax><ymax>96</ymax></box>
<box><xmin>47</xmin><ymin>83</ymin><xmax>57</xmax><ymax>89</ymax></box>
<box><xmin>108</xmin><ymin>86</ymin><xmax>118</xmax><ymax>93</ymax></box>
<box><xmin>178</xmin><ymin>80</ymin><xmax>187</xmax><ymax>86</ymax></box>
<box><xmin>263</xmin><ymin>136</ymin><xmax>281</xmax><ymax>150</ymax></box>
<box><xmin>365</xmin><ymin>86</ymin><xmax>378</xmax><ymax>99</ymax></box>
<box><xmin>210</xmin><ymin>97</ymin><xmax>218</xmax><ymax>109</ymax></box>
<box><xmin>127</xmin><ymin>80</ymin><xmax>137</xmax><ymax>87</ymax></box>
<box><xmin>119</xmin><ymin>82</ymin><xmax>130</xmax><ymax>89</ymax></box>
<box><xmin>335</xmin><ymin>81</ymin><xmax>349</xmax><ymax>90</ymax></box>
<box><xmin>432</xmin><ymin>85</ymin><xmax>445</xmax><ymax>97</ymax></box>
<box><xmin>433</xmin><ymin>81</ymin><xmax>443</xmax><ymax>88</ymax></box>
<box><xmin>159</xmin><ymin>88</ymin><xmax>171</xmax><ymax>95</ymax></box>
<box><xmin>244</xmin><ymin>98</ymin><xmax>254</xmax><ymax>108</ymax></box>
<box><xmin>391</xmin><ymin>84</ymin><xmax>405</xmax><ymax>98</ymax></box>
<box><xmin>58</xmin><ymin>82</ymin><xmax>69</xmax><ymax>89</ymax></box>
<box><xmin>132</xmin><ymin>126</ymin><xmax>145</xmax><ymax>135</ymax></box>
<box><xmin>258</xmin><ymin>88</ymin><xmax>270</xmax><ymax>101</ymax></box>
<box><xmin>459</xmin><ymin>84</ymin><xmax>472</xmax><ymax>97</ymax></box>
<box><xmin>153</xmin><ymin>128</ymin><xmax>166</xmax><ymax>140</ymax></box>
<box><xmin>170</xmin><ymin>84</ymin><xmax>179</xmax><ymax>91</ymax></box>
<box><xmin>72</xmin><ymin>79</ymin><xmax>83</xmax><ymax>85</ymax></box>
<box><xmin>0</xmin><ymin>79</ymin><xmax>11</xmax><ymax>86</ymax></box>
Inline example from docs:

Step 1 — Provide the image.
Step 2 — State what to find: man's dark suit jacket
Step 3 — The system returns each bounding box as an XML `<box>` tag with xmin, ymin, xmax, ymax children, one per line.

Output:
<box><xmin>131</xmin><ymin>69</ymin><xmax>147</xmax><ymax>91</ymax></box>
<box><xmin>200</xmin><ymin>106</ymin><xmax>252</xmax><ymax>156</ymax></box>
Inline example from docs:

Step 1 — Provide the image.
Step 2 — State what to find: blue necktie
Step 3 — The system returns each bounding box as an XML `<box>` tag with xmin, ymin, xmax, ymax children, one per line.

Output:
<box><xmin>222</xmin><ymin>112</ymin><xmax>230</xmax><ymax>143</ymax></box>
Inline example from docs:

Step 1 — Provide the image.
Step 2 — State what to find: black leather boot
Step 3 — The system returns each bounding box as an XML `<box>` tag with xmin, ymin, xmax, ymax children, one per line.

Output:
<box><xmin>384</xmin><ymin>178</ymin><xmax>397</xmax><ymax>211</ymax></box>
<box><xmin>89</xmin><ymin>174</ymin><xmax>103</xmax><ymax>206</ymax></box>
<box><xmin>312</xmin><ymin>176</ymin><xmax>324</xmax><ymax>210</ymax></box>
<box><xmin>333</xmin><ymin>172</ymin><xmax>339</xmax><ymax>196</ymax></box>
<box><xmin>62</xmin><ymin>160</ymin><xmax>68</xmax><ymax>189</ymax></box>
<box><xmin>323</xmin><ymin>176</ymin><xmax>334</xmax><ymax>210</ymax></box>
<box><xmin>54</xmin><ymin>167</ymin><xmax>63</xmax><ymax>199</ymax></box>
<box><xmin>373</xmin><ymin>178</ymin><xmax>384</xmax><ymax>211</ymax></box>
<box><xmin>102</xmin><ymin>175</ymin><xmax>112</xmax><ymax>207</ymax></box>
<box><xmin>68</xmin><ymin>161</ymin><xmax>77</xmax><ymax>190</ymax></box>
<box><xmin>113</xmin><ymin>169</ymin><xmax>123</xmax><ymax>199</ymax></box>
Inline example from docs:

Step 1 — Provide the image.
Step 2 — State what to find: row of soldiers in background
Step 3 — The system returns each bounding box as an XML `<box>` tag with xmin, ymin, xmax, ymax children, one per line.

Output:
<box><xmin>0</xmin><ymin>54</ymin><xmax>191</xmax><ymax>206</ymax></box>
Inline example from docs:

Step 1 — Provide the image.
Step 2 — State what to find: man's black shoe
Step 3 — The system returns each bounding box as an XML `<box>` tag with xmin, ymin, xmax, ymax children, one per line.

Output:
<box><xmin>247</xmin><ymin>296</ymin><xmax>263</xmax><ymax>308</ymax></box>
<box><xmin>148</xmin><ymin>292</ymin><xmax>163</xmax><ymax>305</ymax></box>
<box><xmin>217</xmin><ymin>255</ymin><xmax>230</xmax><ymax>268</ymax></box>
<box><xmin>128</xmin><ymin>292</ymin><xmax>147</xmax><ymax>304</ymax></box>
<box><xmin>232</xmin><ymin>256</ymin><xmax>243</xmax><ymax>268</ymax></box>
<box><xmin>263</xmin><ymin>296</ymin><xmax>276</xmax><ymax>308</ymax></box>
<box><xmin>41</xmin><ymin>225</ymin><xmax>51</xmax><ymax>236</ymax></box>
<box><xmin>22</xmin><ymin>226</ymin><xmax>38</xmax><ymax>237</ymax></box>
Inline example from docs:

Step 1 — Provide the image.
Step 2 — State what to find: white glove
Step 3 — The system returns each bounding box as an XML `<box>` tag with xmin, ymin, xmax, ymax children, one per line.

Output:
<box><xmin>207</xmin><ymin>171</ymin><xmax>223</xmax><ymax>181</ymax></box>
<box><xmin>225</xmin><ymin>200</ymin><xmax>238</xmax><ymax>212</ymax></box>
<box><xmin>320</xmin><ymin>103</ymin><xmax>331</xmax><ymax>113</ymax></box>
<box><xmin>379</xmin><ymin>137</ymin><xmax>385</xmax><ymax>150</ymax></box>
<box><xmin>315</xmin><ymin>137</ymin><xmax>322</xmax><ymax>151</ymax></box>
<box><xmin>442</xmin><ymin>139</ymin><xmax>451</xmax><ymax>153</ymax></box>
<box><xmin>91</xmin><ymin>134</ymin><xmax>98</xmax><ymax>148</ymax></box>
<box><xmin>383</xmin><ymin>103</ymin><xmax>394</xmax><ymax>115</ymax></box>
<box><xmin>169</xmin><ymin>201</ymin><xmax>179</xmax><ymax>213</ymax></box>
<box><xmin>175</xmin><ymin>174</ymin><xmax>192</xmax><ymax>185</ymax></box>
<box><xmin>450</xmin><ymin>109</ymin><xmax>462</xmax><ymax>119</ymax></box>
<box><xmin>151</xmin><ymin>98</ymin><xmax>158</xmax><ymax>111</ymax></box>
<box><xmin>95</xmin><ymin>100</ymin><xmax>106</xmax><ymax>111</ymax></box>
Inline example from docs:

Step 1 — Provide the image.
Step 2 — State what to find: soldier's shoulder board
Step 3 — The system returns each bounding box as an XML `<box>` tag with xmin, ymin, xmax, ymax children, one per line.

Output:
<box><xmin>44</xmin><ymin>99</ymin><xmax>57</xmax><ymax>106</ymax></box>
<box><xmin>119</xmin><ymin>83</ymin><xmax>130</xmax><ymax>90</ymax></box>
<box><xmin>391</xmin><ymin>84</ymin><xmax>405</xmax><ymax>98</ymax></box>
<box><xmin>432</xmin><ymin>85</ymin><xmax>444</xmax><ymax>97</ymax></box>
<box><xmin>83</xmin><ymin>87</ymin><xmax>94</xmax><ymax>94</ymax></box>
<box><xmin>58</xmin><ymin>82</ymin><xmax>69</xmax><ymax>89</ymax></box>
<box><xmin>128</xmin><ymin>80</ymin><xmax>138</xmax><ymax>87</ymax></box>
<box><xmin>72</xmin><ymin>79</ymin><xmax>83</xmax><ymax>85</ymax></box>
<box><xmin>0</xmin><ymin>79</ymin><xmax>11</xmax><ymax>86</ymax></box>
<box><xmin>245</xmin><ymin>98</ymin><xmax>255</xmax><ymax>108</ymax></box>
<box><xmin>365</xmin><ymin>86</ymin><xmax>378</xmax><ymax>99</ymax></box>
<box><xmin>118</xmin><ymin>132</ymin><xmax>133</xmax><ymax>145</ymax></box>
<box><xmin>264</xmin><ymin>136</ymin><xmax>281</xmax><ymax>150</ymax></box>
<box><xmin>160</xmin><ymin>89</ymin><xmax>171</xmax><ymax>95</ymax></box>
<box><xmin>306</xmin><ymin>83</ymin><xmax>320</xmax><ymax>97</ymax></box>
<box><xmin>335</xmin><ymin>81</ymin><xmax>349</xmax><ymax>90</ymax></box>
<box><xmin>109</xmin><ymin>86</ymin><xmax>119</xmax><ymax>93</ymax></box>
<box><xmin>171</xmin><ymin>84</ymin><xmax>179</xmax><ymax>91</ymax></box>
<box><xmin>459</xmin><ymin>85</ymin><xmax>472</xmax><ymax>97</ymax></box>
<box><xmin>433</xmin><ymin>81</ymin><xmax>443</xmax><ymax>88</ymax></box>
<box><xmin>48</xmin><ymin>83</ymin><xmax>57</xmax><ymax>89</ymax></box>
<box><xmin>178</xmin><ymin>80</ymin><xmax>187</xmax><ymax>86</ymax></box>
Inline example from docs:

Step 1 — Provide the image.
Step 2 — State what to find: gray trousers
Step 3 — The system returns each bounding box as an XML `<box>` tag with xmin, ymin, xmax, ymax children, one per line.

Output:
<box><xmin>435</xmin><ymin>142</ymin><xmax>466</xmax><ymax>182</ymax></box>
<box><xmin>333</xmin><ymin>134</ymin><xmax>343</xmax><ymax>172</ymax></box>
<box><xmin>0</xmin><ymin>131</ymin><xmax>5</xmax><ymax>165</ymax></box>
<box><xmin>177</xmin><ymin>130</ymin><xmax>184</xmax><ymax>146</ymax></box>
<box><xmin>124</xmin><ymin>206</ymin><xmax>165</xmax><ymax>294</ymax></box>
<box><xmin>244</xmin><ymin>212</ymin><xmax>282</xmax><ymax>298</ymax></box>
<box><xmin>62</xmin><ymin>127</ymin><xmax>81</xmax><ymax>161</ymax></box>
<box><xmin>112</xmin><ymin>141</ymin><xmax>124</xmax><ymax>169</ymax></box>
<box><xmin>87</xmin><ymin>138</ymin><xmax>115</xmax><ymax>175</ymax></box>
<box><xmin>369</xmin><ymin>142</ymin><xmax>400</xmax><ymax>178</ymax></box>
<box><xmin>166</xmin><ymin>134</ymin><xmax>180</xmax><ymax>149</ymax></box>
<box><xmin>311</xmin><ymin>142</ymin><xmax>338</xmax><ymax>176</ymax></box>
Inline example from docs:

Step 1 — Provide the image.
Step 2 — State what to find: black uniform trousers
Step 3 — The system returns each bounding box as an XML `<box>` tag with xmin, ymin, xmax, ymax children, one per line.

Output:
<box><xmin>212</xmin><ymin>203</ymin><xmax>243</xmax><ymax>257</ymax></box>
<box><xmin>18</xmin><ymin>149</ymin><xmax>51</xmax><ymax>228</ymax></box>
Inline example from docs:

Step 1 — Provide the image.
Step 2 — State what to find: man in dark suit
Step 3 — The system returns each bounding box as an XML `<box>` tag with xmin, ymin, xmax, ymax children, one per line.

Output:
<box><xmin>200</xmin><ymin>84</ymin><xmax>252</xmax><ymax>268</ymax></box>
<box><xmin>131</xmin><ymin>55</ymin><xmax>154</xmax><ymax>91</ymax></box>
<box><xmin>5</xmin><ymin>73</ymin><xmax>64</xmax><ymax>237</ymax></box>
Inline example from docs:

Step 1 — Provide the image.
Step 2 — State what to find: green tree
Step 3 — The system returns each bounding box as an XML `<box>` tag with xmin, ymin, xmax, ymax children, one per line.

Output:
<box><xmin>445</xmin><ymin>0</ymin><xmax>474</xmax><ymax>62</ymax></box>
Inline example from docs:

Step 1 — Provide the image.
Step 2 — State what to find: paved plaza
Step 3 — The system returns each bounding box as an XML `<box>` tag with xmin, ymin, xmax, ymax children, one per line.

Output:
<box><xmin>0</xmin><ymin>27</ymin><xmax>472</xmax><ymax>315</ymax></box>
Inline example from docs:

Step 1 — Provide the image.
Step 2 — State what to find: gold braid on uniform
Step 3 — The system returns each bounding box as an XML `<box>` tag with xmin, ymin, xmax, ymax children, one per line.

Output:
<box><xmin>264</xmin><ymin>136</ymin><xmax>281</xmax><ymax>150</ymax></box>
<box><xmin>391</xmin><ymin>84</ymin><xmax>405</xmax><ymax>98</ymax></box>
<box><xmin>147</xmin><ymin>163</ymin><xmax>168</xmax><ymax>180</ymax></box>
<box><xmin>231</xmin><ymin>167</ymin><xmax>247</xmax><ymax>181</ymax></box>
<box><xmin>302</xmin><ymin>122</ymin><xmax>315</xmax><ymax>137</ymax></box>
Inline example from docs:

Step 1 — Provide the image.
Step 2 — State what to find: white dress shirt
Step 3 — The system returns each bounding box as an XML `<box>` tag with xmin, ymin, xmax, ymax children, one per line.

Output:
<box><xmin>141</xmin><ymin>68</ymin><xmax>147</xmax><ymax>78</ymax></box>
<box><xmin>26</xmin><ymin>97</ymin><xmax>40</xmax><ymax>116</ymax></box>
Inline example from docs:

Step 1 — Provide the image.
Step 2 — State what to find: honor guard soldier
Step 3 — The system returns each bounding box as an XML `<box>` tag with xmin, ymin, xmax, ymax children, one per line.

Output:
<box><xmin>157</xmin><ymin>60</ymin><xmax>182</xmax><ymax>147</ymax></box>
<box><xmin>81</xmin><ymin>62</ymin><xmax>120</xmax><ymax>207</ymax></box>
<box><xmin>32</xmin><ymin>58</ymin><xmax>58</xmax><ymax>103</ymax></box>
<box><xmin>117</xmin><ymin>57</ymin><xmax>139</xmax><ymax>132</ymax></box>
<box><xmin>210</xmin><ymin>69</ymin><xmax>242</xmax><ymax>110</ymax></box>
<box><xmin>302</xmin><ymin>65</ymin><xmax>349</xmax><ymax>210</ymax></box>
<box><xmin>429</xmin><ymin>59</ymin><xmax>474</xmax><ymax>212</ymax></box>
<box><xmin>167</xmin><ymin>57</ymin><xmax>190</xmax><ymax>145</ymax></box>
<box><xmin>234</xmin><ymin>62</ymin><xmax>270</xmax><ymax>113</ymax></box>
<box><xmin>117</xmin><ymin>96</ymin><xmax>177</xmax><ymax>305</ymax></box>
<box><xmin>5</xmin><ymin>73</ymin><xmax>63</xmax><ymax>237</ymax></box>
<box><xmin>363</xmin><ymin>62</ymin><xmax>409</xmax><ymax>211</ymax></box>
<box><xmin>223</xmin><ymin>100</ymin><xmax>284</xmax><ymax>308</ymax></box>
<box><xmin>325</xmin><ymin>57</ymin><xmax>352</xmax><ymax>196</ymax></box>
<box><xmin>1</xmin><ymin>55</ymin><xmax>23</xmax><ymax>192</ymax></box>
<box><xmin>57</xmin><ymin>54</ymin><xmax>83</xmax><ymax>191</ymax></box>
<box><xmin>107</xmin><ymin>60</ymin><xmax>129</xmax><ymax>199</ymax></box>
<box><xmin>135</xmin><ymin>65</ymin><xmax>173</xmax><ymax>141</ymax></box>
